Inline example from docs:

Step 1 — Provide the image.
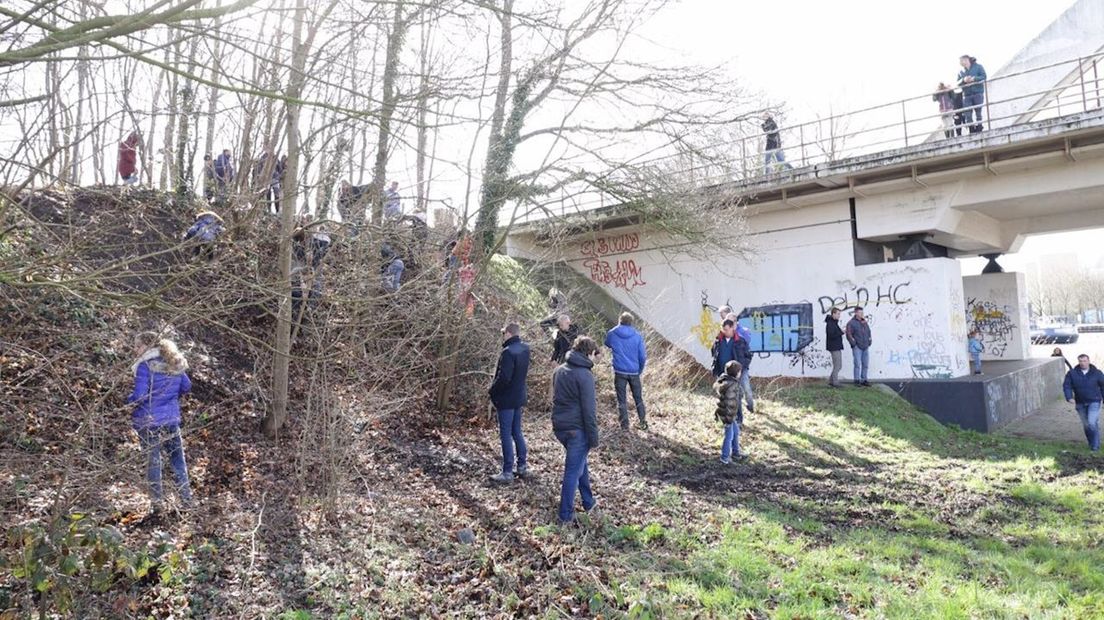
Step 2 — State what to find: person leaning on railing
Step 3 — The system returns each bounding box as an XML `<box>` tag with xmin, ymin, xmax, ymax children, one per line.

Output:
<box><xmin>957</xmin><ymin>55</ymin><xmax>987</xmax><ymax>134</ymax></box>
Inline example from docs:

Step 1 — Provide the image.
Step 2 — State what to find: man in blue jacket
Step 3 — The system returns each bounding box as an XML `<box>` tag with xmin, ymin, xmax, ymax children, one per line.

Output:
<box><xmin>1063</xmin><ymin>354</ymin><xmax>1104</xmax><ymax>452</ymax></box>
<box><xmin>604</xmin><ymin>312</ymin><xmax>648</xmax><ymax>430</ymax></box>
<box><xmin>957</xmin><ymin>55</ymin><xmax>987</xmax><ymax>134</ymax></box>
<box><xmin>488</xmin><ymin>323</ymin><xmax>531</xmax><ymax>482</ymax></box>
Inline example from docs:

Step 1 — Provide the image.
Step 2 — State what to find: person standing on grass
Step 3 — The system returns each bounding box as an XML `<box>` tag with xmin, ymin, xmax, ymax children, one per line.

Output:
<box><xmin>550</xmin><ymin>314</ymin><xmax>580</xmax><ymax>364</ymax></box>
<box><xmin>714</xmin><ymin>360</ymin><xmax>748</xmax><ymax>464</ymax></box>
<box><xmin>551</xmin><ymin>337</ymin><xmax>601</xmax><ymax>525</ymax></box>
<box><xmin>127</xmin><ymin>332</ymin><xmax>194</xmax><ymax>511</ymax></box>
<box><xmin>488</xmin><ymin>323</ymin><xmax>531</xmax><ymax>482</ymax></box>
<box><xmin>1063</xmin><ymin>354</ymin><xmax>1104</xmax><ymax>452</ymax></box>
<box><xmin>711</xmin><ymin>319</ymin><xmax>739</xmax><ymax>378</ymax></box>
<box><xmin>604</xmin><ymin>312</ymin><xmax>648</xmax><ymax>430</ymax></box>
<box><xmin>846</xmin><ymin>306</ymin><xmax>872</xmax><ymax>386</ymax></box>
<box><xmin>968</xmin><ymin>330</ymin><xmax>984</xmax><ymax>375</ymax></box>
<box><xmin>825</xmin><ymin>308</ymin><xmax>844</xmax><ymax>388</ymax></box>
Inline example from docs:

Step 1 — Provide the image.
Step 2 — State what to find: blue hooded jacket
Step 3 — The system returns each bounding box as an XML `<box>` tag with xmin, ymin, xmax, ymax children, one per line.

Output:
<box><xmin>957</xmin><ymin>60</ymin><xmax>987</xmax><ymax>96</ymax></box>
<box><xmin>127</xmin><ymin>350</ymin><xmax>191</xmax><ymax>429</ymax></box>
<box><xmin>184</xmin><ymin>212</ymin><xmax>224</xmax><ymax>243</ymax></box>
<box><xmin>489</xmin><ymin>335</ymin><xmax>530</xmax><ymax>409</ymax></box>
<box><xmin>604</xmin><ymin>324</ymin><xmax>646</xmax><ymax>375</ymax></box>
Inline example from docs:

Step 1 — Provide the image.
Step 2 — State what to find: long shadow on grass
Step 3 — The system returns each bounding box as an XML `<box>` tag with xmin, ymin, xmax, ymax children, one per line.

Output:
<box><xmin>773</xmin><ymin>382</ymin><xmax>1103</xmax><ymax>474</ymax></box>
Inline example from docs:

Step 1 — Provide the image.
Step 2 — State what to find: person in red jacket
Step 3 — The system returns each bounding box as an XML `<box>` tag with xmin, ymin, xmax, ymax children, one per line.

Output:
<box><xmin>118</xmin><ymin>131</ymin><xmax>141</xmax><ymax>185</ymax></box>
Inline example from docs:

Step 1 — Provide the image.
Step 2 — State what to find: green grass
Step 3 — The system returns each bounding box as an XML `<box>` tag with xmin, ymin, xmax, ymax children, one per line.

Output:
<box><xmin>586</xmin><ymin>382</ymin><xmax>1104</xmax><ymax>619</ymax></box>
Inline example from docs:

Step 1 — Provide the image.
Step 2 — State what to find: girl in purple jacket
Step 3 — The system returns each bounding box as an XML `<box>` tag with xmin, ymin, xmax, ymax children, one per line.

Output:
<box><xmin>127</xmin><ymin>332</ymin><xmax>193</xmax><ymax>509</ymax></box>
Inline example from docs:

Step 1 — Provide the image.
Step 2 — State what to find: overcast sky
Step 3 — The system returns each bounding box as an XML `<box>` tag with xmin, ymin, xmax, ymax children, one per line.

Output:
<box><xmin>635</xmin><ymin>0</ymin><xmax>1098</xmax><ymax>272</ymax></box>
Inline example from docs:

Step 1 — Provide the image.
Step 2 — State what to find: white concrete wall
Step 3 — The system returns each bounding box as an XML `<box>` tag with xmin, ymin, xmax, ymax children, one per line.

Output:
<box><xmin>963</xmin><ymin>272</ymin><xmax>1031</xmax><ymax>361</ymax></box>
<box><xmin>510</xmin><ymin>201</ymin><xmax>970</xmax><ymax>380</ymax></box>
<box><xmin>987</xmin><ymin>0</ymin><xmax>1104</xmax><ymax>128</ymax></box>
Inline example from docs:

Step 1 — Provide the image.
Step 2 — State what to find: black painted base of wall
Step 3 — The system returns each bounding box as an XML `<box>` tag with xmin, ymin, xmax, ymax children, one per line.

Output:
<box><xmin>878</xmin><ymin>358</ymin><xmax>1066</xmax><ymax>433</ymax></box>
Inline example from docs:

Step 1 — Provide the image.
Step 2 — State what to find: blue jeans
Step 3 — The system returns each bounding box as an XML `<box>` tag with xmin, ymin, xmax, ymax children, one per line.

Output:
<box><xmin>852</xmin><ymin>347</ymin><xmax>869</xmax><ymax>383</ymax></box>
<box><xmin>496</xmin><ymin>408</ymin><xmax>527</xmax><ymax>475</ymax></box>
<box><xmin>739</xmin><ymin>371</ymin><xmax>755</xmax><ymax>412</ymax></box>
<box><xmin>614</xmin><ymin>373</ymin><xmax>646</xmax><ymax>427</ymax></box>
<box><xmin>554</xmin><ymin>429</ymin><xmax>595</xmax><ymax>523</ymax></box>
<box><xmin>763</xmin><ymin>149</ymin><xmax>790</xmax><ymax>172</ymax></box>
<box><xmin>962</xmin><ymin>92</ymin><xmax>984</xmax><ymax>128</ymax></box>
<box><xmin>1075</xmin><ymin>401</ymin><xmax>1101</xmax><ymax>452</ymax></box>
<box><xmin>137</xmin><ymin>425</ymin><xmax>192</xmax><ymax>503</ymax></box>
<box><xmin>721</xmin><ymin>422</ymin><xmax>741</xmax><ymax>461</ymax></box>
<box><xmin>972</xmin><ymin>353</ymin><xmax>982</xmax><ymax>373</ymax></box>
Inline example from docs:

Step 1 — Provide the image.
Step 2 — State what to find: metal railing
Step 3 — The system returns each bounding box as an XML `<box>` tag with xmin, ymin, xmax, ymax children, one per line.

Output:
<box><xmin>514</xmin><ymin>52</ymin><xmax>1104</xmax><ymax>225</ymax></box>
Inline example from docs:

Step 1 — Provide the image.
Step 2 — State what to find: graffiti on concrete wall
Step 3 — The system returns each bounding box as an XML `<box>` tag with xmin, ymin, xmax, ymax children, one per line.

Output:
<box><xmin>580</xmin><ymin>233</ymin><xmax>646</xmax><ymax>291</ymax></box>
<box><xmin>817</xmin><ymin>281</ymin><xmax>912</xmax><ymax>313</ymax></box>
<box><xmin>966</xmin><ymin>297</ymin><xmax>1015</xmax><ymax>357</ymax></box>
<box><xmin>736</xmin><ymin>304</ymin><xmax>815</xmax><ymax>353</ymax></box>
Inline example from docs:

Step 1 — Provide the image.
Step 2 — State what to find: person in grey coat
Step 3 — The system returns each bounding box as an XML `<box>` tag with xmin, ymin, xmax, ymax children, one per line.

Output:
<box><xmin>551</xmin><ymin>336</ymin><xmax>601</xmax><ymax>524</ymax></box>
<box><xmin>846</xmin><ymin>306</ymin><xmax>872</xmax><ymax>386</ymax></box>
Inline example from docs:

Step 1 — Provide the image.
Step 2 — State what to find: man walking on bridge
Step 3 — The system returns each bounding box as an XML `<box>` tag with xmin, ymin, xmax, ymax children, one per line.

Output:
<box><xmin>846</xmin><ymin>307</ymin><xmax>872</xmax><ymax>387</ymax></box>
<box><xmin>957</xmin><ymin>55</ymin><xmax>987</xmax><ymax>134</ymax></box>
<box><xmin>761</xmin><ymin>114</ymin><xmax>792</xmax><ymax>174</ymax></box>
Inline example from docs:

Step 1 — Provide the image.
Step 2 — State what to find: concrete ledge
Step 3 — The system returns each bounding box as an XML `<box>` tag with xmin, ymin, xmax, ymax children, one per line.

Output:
<box><xmin>878</xmin><ymin>358</ymin><xmax>1066</xmax><ymax>432</ymax></box>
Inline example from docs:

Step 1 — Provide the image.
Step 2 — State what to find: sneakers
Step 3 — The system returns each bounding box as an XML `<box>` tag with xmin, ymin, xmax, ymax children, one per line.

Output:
<box><xmin>720</xmin><ymin>457</ymin><xmax>732</xmax><ymax>465</ymax></box>
<box><xmin>620</xmin><ymin>422</ymin><xmax>630</xmax><ymax>431</ymax></box>
<box><xmin>515</xmin><ymin>465</ymin><xmax>530</xmax><ymax>478</ymax></box>
<box><xmin>735</xmin><ymin>452</ymin><xmax>750</xmax><ymax>462</ymax></box>
<box><xmin>860</xmin><ymin>381</ymin><xmax>872</xmax><ymax>387</ymax></box>
<box><xmin>490</xmin><ymin>472</ymin><xmax>514</xmax><ymax>483</ymax></box>
<box><xmin>637</xmin><ymin>420</ymin><xmax>649</xmax><ymax>431</ymax></box>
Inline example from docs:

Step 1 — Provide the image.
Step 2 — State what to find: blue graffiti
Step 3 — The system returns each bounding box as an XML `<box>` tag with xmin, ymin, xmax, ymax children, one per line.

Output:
<box><xmin>736</xmin><ymin>304</ymin><xmax>815</xmax><ymax>353</ymax></box>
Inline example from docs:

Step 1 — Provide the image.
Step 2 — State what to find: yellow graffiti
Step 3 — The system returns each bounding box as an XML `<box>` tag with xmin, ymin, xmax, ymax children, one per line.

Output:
<box><xmin>690</xmin><ymin>307</ymin><xmax>721</xmax><ymax>349</ymax></box>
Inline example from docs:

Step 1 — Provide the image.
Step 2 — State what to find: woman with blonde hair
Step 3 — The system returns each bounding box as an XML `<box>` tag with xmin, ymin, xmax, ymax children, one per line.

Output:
<box><xmin>126</xmin><ymin>332</ymin><xmax>193</xmax><ymax>509</ymax></box>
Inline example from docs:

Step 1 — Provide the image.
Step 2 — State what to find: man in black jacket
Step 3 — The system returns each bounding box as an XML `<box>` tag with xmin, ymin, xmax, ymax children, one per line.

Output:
<box><xmin>825</xmin><ymin>308</ymin><xmax>844</xmax><ymax>388</ymax></box>
<box><xmin>551</xmin><ymin>337</ymin><xmax>601</xmax><ymax>524</ymax></box>
<box><xmin>550</xmin><ymin>314</ymin><xmax>580</xmax><ymax>364</ymax></box>
<box><xmin>1063</xmin><ymin>354</ymin><xmax>1104</xmax><ymax>452</ymax></box>
<box><xmin>488</xmin><ymin>323</ymin><xmax>531</xmax><ymax>482</ymax></box>
<box><xmin>761</xmin><ymin>113</ymin><xmax>792</xmax><ymax>174</ymax></box>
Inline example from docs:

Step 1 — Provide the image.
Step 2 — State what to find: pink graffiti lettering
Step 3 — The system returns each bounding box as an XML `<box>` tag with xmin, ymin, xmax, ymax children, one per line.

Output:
<box><xmin>580</xmin><ymin>233</ymin><xmax>640</xmax><ymax>258</ymax></box>
<box><xmin>584</xmin><ymin>258</ymin><xmax>646</xmax><ymax>291</ymax></box>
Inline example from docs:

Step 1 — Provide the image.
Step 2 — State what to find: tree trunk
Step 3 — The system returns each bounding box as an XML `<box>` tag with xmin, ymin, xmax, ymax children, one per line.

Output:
<box><xmin>202</xmin><ymin>0</ymin><xmax>223</xmax><ymax>196</ymax></box>
<box><xmin>369</xmin><ymin>0</ymin><xmax>407</xmax><ymax>224</ymax></box>
<box><xmin>264</xmin><ymin>0</ymin><xmax>309</xmax><ymax>439</ymax></box>
<box><xmin>414</xmin><ymin>16</ymin><xmax>432</xmax><ymax>215</ymax></box>
<box><xmin>473</xmin><ymin>0</ymin><xmax>514</xmax><ymax>250</ymax></box>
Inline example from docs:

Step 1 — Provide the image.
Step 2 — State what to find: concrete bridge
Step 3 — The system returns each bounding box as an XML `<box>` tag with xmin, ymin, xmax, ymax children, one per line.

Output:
<box><xmin>506</xmin><ymin>2</ymin><xmax>1104</xmax><ymax>432</ymax></box>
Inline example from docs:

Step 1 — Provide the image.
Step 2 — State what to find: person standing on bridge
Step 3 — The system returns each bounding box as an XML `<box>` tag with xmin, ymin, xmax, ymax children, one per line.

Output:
<box><xmin>825</xmin><ymin>308</ymin><xmax>844</xmax><ymax>388</ymax></box>
<box><xmin>1063</xmin><ymin>354</ymin><xmax>1104</xmax><ymax>452</ymax></box>
<box><xmin>957</xmin><ymin>55</ymin><xmax>987</xmax><ymax>134</ymax></box>
<box><xmin>761</xmin><ymin>114</ymin><xmax>792</xmax><ymax>174</ymax></box>
<box><xmin>605</xmin><ymin>312</ymin><xmax>648</xmax><ymax>430</ymax></box>
<box><xmin>846</xmin><ymin>306</ymin><xmax>872</xmax><ymax>387</ymax></box>
<box><xmin>489</xmin><ymin>323</ymin><xmax>532</xmax><ymax>482</ymax></box>
<box><xmin>933</xmin><ymin>83</ymin><xmax>957</xmax><ymax>139</ymax></box>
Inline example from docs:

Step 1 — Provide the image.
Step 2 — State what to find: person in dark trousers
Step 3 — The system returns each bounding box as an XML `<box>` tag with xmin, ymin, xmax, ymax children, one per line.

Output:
<box><xmin>846</xmin><ymin>306</ymin><xmax>872</xmax><ymax>386</ymax></box>
<box><xmin>761</xmin><ymin>113</ymin><xmax>792</xmax><ymax>173</ymax></box>
<box><xmin>551</xmin><ymin>314</ymin><xmax>580</xmax><ymax>364</ymax></box>
<box><xmin>714</xmin><ymin>360</ymin><xmax>748</xmax><ymax>464</ymax></box>
<box><xmin>957</xmin><ymin>55</ymin><xmax>987</xmax><ymax>134</ymax></box>
<box><xmin>183</xmin><ymin>211</ymin><xmax>225</xmax><ymax>260</ymax></box>
<box><xmin>951</xmin><ymin>89</ymin><xmax>966</xmax><ymax>136</ymax></box>
<box><xmin>711</xmin><ymin>319</ymin><xmax>740</xmax><ymax>377</ymax></box>
<box><xmin>489</xmin><ymin>323</ymin><xmax>531</xmax><ymax>482</ymax></box>
<box><xmin>127</xmin><ymin>332</ymin><xmax>194</xmax><ymax>511</ymax></box>
<box><xmin>1052</xmin><ymin>347</ymin><xmax>1074</xmax><ymax>371</ymax></box>
<box><xmin>551</xmin><ymin>336</ymin><xmax>601</xmax><ymax>524</ymax></box>
<box><xmin>1063</xmin><ymin>354</ymin><xmax>1104</xmax><ymax>452</ymax></box>
<box><xmin>118</xmin><ymin>131</ymin><xmax>141</xmax><ymax>185</ymax></box>
<box><xmin>214</xmin><ymin>149</ymin><xmax>234</xmax><ymax>194</ymax></box>
<box><xmin>604</xmin><ymin>312</ymin><xmax>648</xmax><ymax>430</ymax></box>
<box><xmin>825</xmin><ymin>308</ymin><xmax>844</xmax><ymax>388</ymax></box>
